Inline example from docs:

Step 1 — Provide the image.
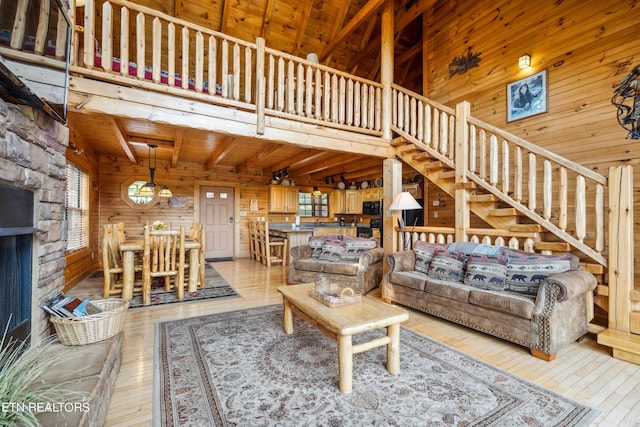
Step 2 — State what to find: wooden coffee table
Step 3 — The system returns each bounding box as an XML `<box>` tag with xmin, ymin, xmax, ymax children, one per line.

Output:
<box><xmin>277</xmin><ymin>283</ymin><xmax>409</xmax><ymax>393</ymax></box>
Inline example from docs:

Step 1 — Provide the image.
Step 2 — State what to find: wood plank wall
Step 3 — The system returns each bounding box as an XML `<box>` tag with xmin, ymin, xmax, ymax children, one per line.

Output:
<box><xmin>65</xmin><ymin>128</ymin><xmax>101</xmax><ymax>289</ymax></box>
<box><xmin>424</xmin><ymin>0</ymin><xmax>640</xmax><ymax>278</ymax></box>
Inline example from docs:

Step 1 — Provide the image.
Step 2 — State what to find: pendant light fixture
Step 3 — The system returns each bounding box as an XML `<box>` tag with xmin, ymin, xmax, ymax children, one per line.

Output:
<box><xmin>135</xmin><ymin>144</ymin><xmax>173</xmax><ymax>198</ymax></box>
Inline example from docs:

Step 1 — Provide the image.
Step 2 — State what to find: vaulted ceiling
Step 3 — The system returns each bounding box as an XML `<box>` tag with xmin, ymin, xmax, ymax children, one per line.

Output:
<box><xmin>69</xmin><ymin>0</ymin><xmax>434</xmax><ymax>187</ymax></box>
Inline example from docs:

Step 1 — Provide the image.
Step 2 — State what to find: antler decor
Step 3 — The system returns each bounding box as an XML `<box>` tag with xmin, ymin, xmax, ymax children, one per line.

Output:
<box><xmin>611</xmin><ymin>64</ymin><xmax>640</xmax><ymax>139</ymax></box>
<box><xmin>449</xmin><ymin>48</ymin><xmax>482</xmax><ymax>76</ymax></box>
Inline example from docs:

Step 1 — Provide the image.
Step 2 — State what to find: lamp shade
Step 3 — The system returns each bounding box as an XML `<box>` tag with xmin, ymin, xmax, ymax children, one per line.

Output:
<box><xmin>158</xmin><ymin>185</ymin><xmax>173</xmax><ymax>198</ymax></box>
<box><xmin>389</xmin><ymin>192</ymin><xmax>422</xmax><ymax>211</ymax></box>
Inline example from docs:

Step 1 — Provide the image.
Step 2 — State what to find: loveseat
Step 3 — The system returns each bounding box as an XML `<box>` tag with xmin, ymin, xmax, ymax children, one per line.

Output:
<box><xmin>289</xmin><ymin>235</ymin><xmax>384</xmax><ymax>294</ymax></box>
<box><xmin>382</xmin><ymin>242</ymin><xmax>597</xmax><ymax>360</ymax></box>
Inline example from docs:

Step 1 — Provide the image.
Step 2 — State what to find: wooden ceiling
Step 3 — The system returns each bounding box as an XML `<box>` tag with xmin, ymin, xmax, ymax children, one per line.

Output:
<box><xmin>69</xmin><ymin>0</ymin><xmax>433</xmax><ymax>186</ymax></box>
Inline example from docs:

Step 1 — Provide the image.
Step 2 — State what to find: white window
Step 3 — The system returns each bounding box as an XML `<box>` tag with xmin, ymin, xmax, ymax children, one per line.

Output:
<box><xmin>66</xmin><ymin>163</ymin><xmax>89</xmax><ymax>251</ymax></box>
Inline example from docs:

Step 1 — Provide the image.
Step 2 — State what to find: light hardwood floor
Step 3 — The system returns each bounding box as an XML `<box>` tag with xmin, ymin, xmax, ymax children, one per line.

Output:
<box><xmin>71</xmin><ymin>259</ymin><xmax>640</xmax><ymax>426</ymax></box>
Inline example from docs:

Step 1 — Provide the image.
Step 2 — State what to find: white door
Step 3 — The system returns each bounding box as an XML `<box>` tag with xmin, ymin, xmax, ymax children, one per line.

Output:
<box><xmin>199</xmin><ymin>186</ymin><xmax>234</xmax><ymax>259</ymax></box>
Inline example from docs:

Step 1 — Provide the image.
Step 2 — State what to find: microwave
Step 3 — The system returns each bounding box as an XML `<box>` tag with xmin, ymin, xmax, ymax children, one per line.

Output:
<box><xmin>362</xmin><ymin>201</ymin><xmax>380</xmax><ymax>215</ymax></box>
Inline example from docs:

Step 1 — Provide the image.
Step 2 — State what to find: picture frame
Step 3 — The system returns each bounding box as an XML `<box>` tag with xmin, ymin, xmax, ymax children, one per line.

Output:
<box><xmin>506</xmin><ymin>69</ymin><xmax>548</xmax><ymax>122</ymax></box>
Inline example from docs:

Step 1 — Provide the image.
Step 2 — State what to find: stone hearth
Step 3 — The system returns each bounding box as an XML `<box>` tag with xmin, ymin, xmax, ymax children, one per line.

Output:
<box><xmin>0</xmin><ymin>98</ymin><xmax>68</xmax><ymax>345</ymax></box>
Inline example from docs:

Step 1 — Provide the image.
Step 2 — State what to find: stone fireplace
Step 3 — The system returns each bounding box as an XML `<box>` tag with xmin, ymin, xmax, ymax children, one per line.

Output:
<box><xmin>0</xmin><ymin>98</ymin><xmax>68</xmax><ymax>345</ymax></box>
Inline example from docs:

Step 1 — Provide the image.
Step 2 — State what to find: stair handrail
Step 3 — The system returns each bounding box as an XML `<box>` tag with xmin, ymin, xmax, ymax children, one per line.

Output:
<box><xmin>391</xmin><ymin>87</ymin><xmax>609</xmax><ymax>266</ymax></box>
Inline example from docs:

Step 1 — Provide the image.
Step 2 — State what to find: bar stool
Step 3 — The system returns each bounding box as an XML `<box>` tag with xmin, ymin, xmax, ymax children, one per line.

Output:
<box><xmin>256</xmin><ymin>221</ymin><xmax>288</xmax><ymax>266</ymax></box>
<box><xmin>248</xmin><ymin>220</ymin><xmax>260</xmax><ymax>262</ymax></box>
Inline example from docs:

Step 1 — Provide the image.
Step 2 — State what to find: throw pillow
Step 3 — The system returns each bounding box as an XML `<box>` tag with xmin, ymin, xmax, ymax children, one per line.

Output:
<box><xmin>503</xmin><ymin>252</ymin><xmax>573</xmax><ymax>296</ymax></box>
<box><xmin>464</xmin><ymin>254</ymin><xmax>508</xmax><ymax>291</ymax></box>
<box><xmin>341</xmin><ymin>237</ymin><xmax>377</xmax><ymax>261</ymax></box>
<box><xmin>308</xmin><ymin>236</ymin><xmax>326</xmax><ymax>258</ymax></box>
<box><xmin>318</xmin><ymin>241</ymin><xmax>346</xmax><ymax>262</ymax></box>
<box><xmin>427</xmin><ymin>250</ymin><xmax>466</xmax><ymax>282</ymax></box>
<box><xmin>413</xmin><ymin>241</ymin><xmax>448</xmax><ymax>274</ymax></box>
<box><xmin>309</xmin><ymin>235</ymin><xmax>344</xmax><ymax>258</ymax></box>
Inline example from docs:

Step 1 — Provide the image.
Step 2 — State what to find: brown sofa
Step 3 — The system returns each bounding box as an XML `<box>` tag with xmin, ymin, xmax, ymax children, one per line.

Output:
<box><xmin>289</xmin><ymin>235</ymin><xmax>384</xmax><ymax>294</ymax></box>
<box><xmin>382</xmin><ymin>242</ymin><xmax>597</xmax><ymax>360</ymax></box>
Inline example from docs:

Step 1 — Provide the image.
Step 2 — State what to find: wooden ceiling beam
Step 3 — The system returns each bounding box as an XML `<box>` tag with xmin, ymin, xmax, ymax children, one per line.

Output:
<box><xmin>270</xmin><ymin>148</ymin><xmax>327</xmax><ymax>173</ymax></box>
<box><xmin>171</xmin><ymin>128</ymin><xmax>183</xmax><ymax>168</ymax></box>
<box><xmin>397</xmin><ymin>40</ymin><xmax>422</xmax><ymax>65</ymax></box>
<box><xmin>320</xmin><ymin>0</ymin><xmax>387</xmax><ymax>61</ymax></box>
<box><xmin>309</xmin><ymin>157</ymin><xmax>381</xmax><ymax>180</ymax></box>
<box><xmin>236</xmin><ymin>144</ymin><xmax>284</xmax><ymax>173</ymax></box>
<box><xmin>260</xmin><ymin>0</ymin><xmax>275</xmax><ymax>38</ymax></box>
<box><xmin>394</xmin><ymin>0</ymin><xmax>438</xmax><ymax>33</ymax></box>
<box><xmin>293</xmin><ymin>0</ymin><xmax>315</xmax><ymax>56</ymax></box>
<box><xmin>205</xmin><ymin>136</ymin><xmax>236</xmax><ymax>170</ymax></box>
<box><xmin>322</xmin><ymin>0</ymin><xmax>351</xmax><ymax>65</ymax></box>
<box><xmin>293</xmin><ymin>153</ymin><xmax>361</xmax><ymax>176</ymax></box>
<box><xmin>220</xmin><ymin>0</ymin><xmax>231</xmax><ymax>33</ymax></box>
<box><xmin>110</xmin><ymin>118</ymin><xmax>137</xmax><ymax>164</ymax></box>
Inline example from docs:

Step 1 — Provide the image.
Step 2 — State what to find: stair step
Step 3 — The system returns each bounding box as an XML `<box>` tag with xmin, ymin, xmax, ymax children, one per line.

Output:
<box><xmin>535</xmin><ymin>241</ymin><xmax>571</xmax><ymax>252</ymax></box>
<box><xmin>437</xmin><ymin>170</ymin><xmax>457</xmax><ymax>180</ymax></box>
<box><xmin>412</xmin><ymin>152</ymin><xmax>431</xmax><ymax>161</ymax></box>
<box><xmin>423</xmin><ymin>161</ymin><xmax>445</xmax><ymax>171</ymax></box>
<box><xmin>579</xmin><ymin>263</ymin><xmax>605</xmax><ymax>274</ymax></box>
<box><xmin>390</xmin><ymin>137</ymin><xmax>406</xmax><ymax>147</ymax></box>
<box><xmin>509</xmin><ymin>224</ymin><xmax>543</xmax><ymax>232</ymax></box>
<box><xmin>488</xmin><ymin>208</ymin><xmax>518</xmax><ymax>217</ymax></box>
<box><xmin>469</xmin><ymin>194</ymin><xmax>498</xmax><ymax>203</ymax></box>
<box><xmin>597</xmin><ymin>328</ymin><xmax>640</xmax><ymax>364</ymax></box>
<box><xmin>400</xmin><ymin>144</ymin><xmax>419</xmax><ymax>154</ymax></box>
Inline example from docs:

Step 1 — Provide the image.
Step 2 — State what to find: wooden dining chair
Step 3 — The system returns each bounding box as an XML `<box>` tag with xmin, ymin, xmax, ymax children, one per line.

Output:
<box><xmin>142</xmin><ymin>225</ymin><xmax>186</xmax><ymax>306</ymax></box>
<box><xmin>102</xmin><ymin>223</ymin><xmax>140</xmax><ymax>298</ymax></box>
<box><xmin>189</xmin><ymin>223</ymin><xmax>206</xmax><ymax>288</ymax></box>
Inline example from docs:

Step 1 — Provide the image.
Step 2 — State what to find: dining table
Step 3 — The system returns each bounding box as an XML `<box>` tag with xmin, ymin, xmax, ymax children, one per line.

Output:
<box><xmin>119</xmin><ymin>236</ymin><xmax>202</xmax><ymax>300</ymax></box>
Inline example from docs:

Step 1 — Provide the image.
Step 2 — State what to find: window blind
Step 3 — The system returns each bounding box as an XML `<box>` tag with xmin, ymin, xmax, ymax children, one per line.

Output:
<box><xmin>65</xmin><ymin>164</ymin><xmax>89</xmax><ymax>251</ymax></box>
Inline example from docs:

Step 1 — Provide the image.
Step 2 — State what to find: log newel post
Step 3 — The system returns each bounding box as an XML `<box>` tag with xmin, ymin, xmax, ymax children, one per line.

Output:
<box><xmin>606</xmin><ymin>165</ymin><xmax>634</xmax><ymax>332</ymax></box>
<box><xmin>454</xmin><ymin>101</ymin><xmax>471</xmax><ymax>242</ymax></box>
<box><xmin>256</xmin><ymin>37</ymin><xmax>266</xmax><ymax>135</ymax></box>
<box><xmin>380</xmin><ymin>0</ymin><xmax>393</xmax><ymax>140</ymax></box>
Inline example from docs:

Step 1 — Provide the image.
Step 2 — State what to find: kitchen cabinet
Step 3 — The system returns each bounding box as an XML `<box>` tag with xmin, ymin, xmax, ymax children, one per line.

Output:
<box><xmin>360</xmin><ymin>187</ymin><xmax>381</xmax><ymax>201</ymax></box>
<box><xmin>345</xmin><ymin>190</ymin><xmax>361</xmax><ymax>214</ymax></box>
<box><xmin>269</xmin><ymin>185</ymin><xmax>299</xmax><ymax>213</ymax></box>
<box><xmin>330</xmin><ymin>190</ymin><xmax>346</xmax><ymax>215</ymax></box>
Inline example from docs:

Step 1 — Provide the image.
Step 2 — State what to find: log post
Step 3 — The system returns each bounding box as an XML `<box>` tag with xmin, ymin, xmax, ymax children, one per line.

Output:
<box><xmin>380</xmin><ymin>0</ymin><xmax>393</xmax><ymax>140</ymax></box>
<box><xmin>606</xmin><ymin>165</ymin><xmax>634</xmax><ymax>332</ymax></box>
<box><xmin>454</xmin><ymin>101</ymin><xmax>471</xmax><ymax>242</ymax></box>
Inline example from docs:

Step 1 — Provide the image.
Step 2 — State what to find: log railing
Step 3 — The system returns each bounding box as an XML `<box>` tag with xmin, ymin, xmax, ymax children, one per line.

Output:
<box><xmin>392</xmin><ymin>88</ymin><xmax>608</xmax><ymax>267</ymax></box>
<box><xmin>393</xmin><ymin>226</ymin><xmax>538</xmax><ymax>253</ymax></box>
<box><xmin>263</xmin><ymin>47</ymin><xmax>383</xmax><ymax>136</ymax></box>
<box><xmin>391</xmin><ymin>84</ymin><xmax>456</xmax><ymax>166</ymax></box>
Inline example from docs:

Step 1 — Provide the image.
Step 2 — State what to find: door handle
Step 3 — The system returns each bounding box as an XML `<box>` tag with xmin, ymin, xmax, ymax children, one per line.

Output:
<box><xmin>229</xmin><ymin>216</ymin><xmax>234</xmax><ymax>224</ymax></box>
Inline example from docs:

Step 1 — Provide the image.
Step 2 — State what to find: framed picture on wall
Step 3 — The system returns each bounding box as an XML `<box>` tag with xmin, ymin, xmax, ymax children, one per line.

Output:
<box><xmin>506</xmin><ymin>69</ymin><xmax>548</xmax><ymax>122</ymax></box>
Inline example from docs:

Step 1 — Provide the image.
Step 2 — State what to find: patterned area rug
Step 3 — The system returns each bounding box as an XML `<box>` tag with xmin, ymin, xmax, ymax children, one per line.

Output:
<box><xmin>128</xmin><ymin>264</ymin><xmax>239</xmax><ymax>309</ymax></box>
<box><xmin>153</xmin><ymin>304</ymin><xmax>599</xmax><ymax>426</ymax></box>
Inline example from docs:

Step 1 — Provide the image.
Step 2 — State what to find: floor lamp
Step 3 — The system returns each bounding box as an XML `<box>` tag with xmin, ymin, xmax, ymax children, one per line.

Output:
<box><xmin>389</xmin><ymin>192</ymin><xmax>422</xmax><ymax>251</ymax></box>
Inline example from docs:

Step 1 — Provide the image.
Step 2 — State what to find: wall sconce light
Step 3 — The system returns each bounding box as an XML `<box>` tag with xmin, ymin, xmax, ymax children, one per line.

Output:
<box><xmin>518</xmin><ymin>54</ymin><xmax>531</xmax><ymax>69</ymax></box>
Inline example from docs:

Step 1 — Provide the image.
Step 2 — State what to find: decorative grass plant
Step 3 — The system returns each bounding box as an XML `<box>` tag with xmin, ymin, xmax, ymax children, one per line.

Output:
<box><xmin>0</xmin><ymin>321</ymin><xmax>85</xmax><ymax>427</ymax></box>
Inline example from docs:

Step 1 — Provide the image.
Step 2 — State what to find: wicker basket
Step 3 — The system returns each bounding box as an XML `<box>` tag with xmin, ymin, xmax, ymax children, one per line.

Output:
<box><xmin>309</xmin><ymin>283</ymin><xmax>362</xmax><ymax>307</ymax></box>
<box><xmin>49</xmin><ymin>299</ymin><xmax>129</xmax><ymax>345</ymax></box>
